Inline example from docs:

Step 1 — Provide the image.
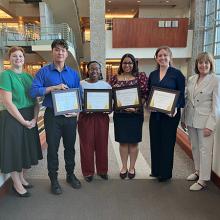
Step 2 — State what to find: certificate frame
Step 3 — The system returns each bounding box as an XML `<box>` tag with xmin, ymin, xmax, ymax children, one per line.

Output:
<box><xmin>51</xmin><ymin>88</ymin><xmax>82</xmax><ymax>116</ymax></box>
<box><xmin>147</xmin><ymin>86</ymin><xmax>180</xmax><ymax>114</ymax></box>
<box><xmin>113</xmin><ymin>85</ymin><xmax>142</xmax><ymax>110</ymax></box>
<box><xmin>84</xmin><ymin>89</ymin><xmax>112</xmax><ymax>112</ymax></box>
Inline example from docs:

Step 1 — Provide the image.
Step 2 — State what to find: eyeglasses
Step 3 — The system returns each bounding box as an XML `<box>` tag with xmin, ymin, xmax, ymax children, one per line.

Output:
<box><xmin>122</xmin><ymin>62</ymin><xmax>133</xmax><ymax>65</ymax></box>
<box><xmin>88</xmin><ymin>68</ymin><xmax>100</xmax><ymax>71</ymax></box>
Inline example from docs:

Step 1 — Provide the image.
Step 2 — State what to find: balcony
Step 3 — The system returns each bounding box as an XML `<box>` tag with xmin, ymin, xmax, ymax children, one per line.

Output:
<box><xmin>0</xmin><ymin>23</ymin><xmax>75</xmax><ymax>49</ymax></box>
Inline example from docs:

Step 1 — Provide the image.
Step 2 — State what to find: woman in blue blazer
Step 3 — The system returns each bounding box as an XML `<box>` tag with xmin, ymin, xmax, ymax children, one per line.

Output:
<box><xmin>148</xmin><ymin>46</ymin><xmax>185</xmax><ymax>182</ymax></box>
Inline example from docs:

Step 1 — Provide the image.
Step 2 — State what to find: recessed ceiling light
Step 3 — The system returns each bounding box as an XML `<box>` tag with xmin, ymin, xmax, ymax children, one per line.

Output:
<box><xmin>108</xmin><ymin>0</ymin><xmax>111</xmax><ymax>3</ymax></box>
<box><xmin>165</xmin><ymin>0</ymin><xmax>169</xmax><ymax>2</ymax></box>
<box><xmin>137</xmin><ymin>0</ymin><xmax>141</xmax><ymax>3</ymax></box>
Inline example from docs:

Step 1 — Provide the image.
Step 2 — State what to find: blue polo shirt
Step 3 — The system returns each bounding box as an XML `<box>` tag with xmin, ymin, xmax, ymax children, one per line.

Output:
<box><xmin>30</xmin><ymin>63</ymin><xmax>80</xmax><ymax>109</ymax></box>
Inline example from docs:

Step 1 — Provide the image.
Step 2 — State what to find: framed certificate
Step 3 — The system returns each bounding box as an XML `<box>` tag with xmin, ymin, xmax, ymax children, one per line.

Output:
<box><xmin>51</xmin><ymin>88</ymin><xmax>82</xmax><ymax>116</ymax></box>
<box><xmin>84</xmin><ymin>89</ymin><xmax>112</xmax><ymax>112</ymax></box>
<box><xmin>147</xmin><ymin>86</ymin><xmax>180</xmax><ymax>114</ymax></box>
<box><xmin>113</xmin><ymin>85</ymin><xmax>142</xmax><ymax>110</ymax></box>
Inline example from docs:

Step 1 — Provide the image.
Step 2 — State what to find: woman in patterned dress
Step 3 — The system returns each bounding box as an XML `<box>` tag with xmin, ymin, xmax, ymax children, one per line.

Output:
<box><xmin>110</xmin><ymin>53</ymin><xmax>148</xmax><ymax>179</ymax></box>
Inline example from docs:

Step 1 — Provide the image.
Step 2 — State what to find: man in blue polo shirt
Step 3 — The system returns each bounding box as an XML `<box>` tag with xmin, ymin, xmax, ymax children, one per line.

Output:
<box><xmin>30</xmin><ymin>39</ymin><xmax>81</xmax><ymax>195</ymax></box>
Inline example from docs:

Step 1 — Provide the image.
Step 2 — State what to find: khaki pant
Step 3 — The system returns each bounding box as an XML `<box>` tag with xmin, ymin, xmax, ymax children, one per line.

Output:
<box><xmin>188</xmin><ymin>126</ymin><xmax>214</xmax><ymax>181</ymax></box>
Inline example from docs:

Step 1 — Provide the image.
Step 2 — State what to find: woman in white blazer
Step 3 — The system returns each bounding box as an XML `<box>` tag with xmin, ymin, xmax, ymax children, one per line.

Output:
<box><xmin>181</xmin><ymin>52</ymin><xmax>219</xmax><ymax>191</ymax></box>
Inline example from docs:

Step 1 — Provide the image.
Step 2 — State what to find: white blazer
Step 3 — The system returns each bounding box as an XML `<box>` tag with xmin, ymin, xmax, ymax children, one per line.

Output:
<box><xmin>182</xmin><ymin>74</ymin><xmax>219</xmax><ymax>131</ymax></box>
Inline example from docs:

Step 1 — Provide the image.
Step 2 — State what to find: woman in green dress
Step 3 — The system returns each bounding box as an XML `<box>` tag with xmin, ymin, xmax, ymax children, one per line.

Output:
<box><xmin>0</xmin><ymin>46</ymin><xmax>42</xmax><ymax>197</ymax></box>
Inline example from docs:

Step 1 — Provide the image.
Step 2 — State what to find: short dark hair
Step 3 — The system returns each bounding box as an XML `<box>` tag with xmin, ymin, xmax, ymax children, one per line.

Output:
<box><xmin>86</xmin><ymin>60</ymin><xmax>103</xmax><ymax>80</ymax></box>
<box><xmin>87</xmin><ymin>61</ymin><xmax>101</xmax><ymax>70</ymax></box>
<box><xmin>118</xmin><ymin>53</ymin><xmax>138</xmax><ymax>76</ymax></box>
<box><xmin>51</xmin><ymin>39</ymin><xmax>68</xmax><ymax>50</ymax></box>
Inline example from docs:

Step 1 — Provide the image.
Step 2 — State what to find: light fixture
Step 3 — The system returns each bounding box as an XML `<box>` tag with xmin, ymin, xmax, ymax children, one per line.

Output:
<box><xmin>105</xmin><ymin>14</ymin><xmax>134</xmax><ymax>19</ymax></box>
<box><xmin>0</xmin><ymin>9</ymin><xmax>13</xmax><ymax>19</ymax></box>
<box><xmin>108</xmin><ymin>0</ymin><xmax>111</xmax><ymax>3</ymax></box>
<box><xmin>137</xmin><ymin>0</ymin><xmax>141</xmax><ymax>3</ymax></box>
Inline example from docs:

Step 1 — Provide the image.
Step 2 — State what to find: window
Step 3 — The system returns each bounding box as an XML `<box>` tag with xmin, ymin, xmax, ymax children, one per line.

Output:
<box><xmin>204</xmin><ymin>0</ymin><xmax>220</xmax><ymax>74</ymax></box>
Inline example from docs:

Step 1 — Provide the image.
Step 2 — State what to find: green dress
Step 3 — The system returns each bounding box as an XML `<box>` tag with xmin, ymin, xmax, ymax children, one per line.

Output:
<box><xmin>0</xmin><ymin>69</ymin><xmax>43</xmax><ymax>174</ymax></box>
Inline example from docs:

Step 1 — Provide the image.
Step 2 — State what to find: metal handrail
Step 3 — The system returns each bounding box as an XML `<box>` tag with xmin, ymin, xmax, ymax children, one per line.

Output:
<box><xmin>0</xmin><ymin>23</ymin><xmax>76</xmax><ymax>49</ymax></box>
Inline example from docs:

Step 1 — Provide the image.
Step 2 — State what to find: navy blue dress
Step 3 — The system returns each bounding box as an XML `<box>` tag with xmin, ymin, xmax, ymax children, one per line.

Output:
<box><xmin>147</xmin><ymin>66</ymin><xmax>185</xmax><ymax>179</ymax></box>
<box><xmin>110</xmin><ymin>73</ymin><xmax>148</xmax><ymax>143</ymax></box>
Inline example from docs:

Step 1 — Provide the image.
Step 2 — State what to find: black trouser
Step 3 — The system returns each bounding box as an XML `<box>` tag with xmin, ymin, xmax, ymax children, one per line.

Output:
<box><xmin>44</xmin><ymin>108</ymin><xmax>77</xmax><ymax>179</ymax></box>
<box><xmin>149</xmin><ymin>109</ymin><xmax>180</xmax><ymax>179</ymax></box>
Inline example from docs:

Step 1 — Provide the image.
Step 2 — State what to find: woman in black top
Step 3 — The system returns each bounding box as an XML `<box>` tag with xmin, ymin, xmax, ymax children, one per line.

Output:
<box><xmin>148</xmin><ymin>46</ymin><xmax>185</xmax><ymax>182</ymax></box>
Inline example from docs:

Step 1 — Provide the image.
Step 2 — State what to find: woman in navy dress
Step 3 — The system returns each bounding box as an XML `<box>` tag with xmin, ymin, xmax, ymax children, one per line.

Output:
<box><xmin>148</xmin><ymin>46</ymin><xmax>185</xmax><ymax>182</ymax></box>
<box><xmin>110</xmin><ymin>53</ymin><xmax>148</xmax><ymax>179</ymax></box>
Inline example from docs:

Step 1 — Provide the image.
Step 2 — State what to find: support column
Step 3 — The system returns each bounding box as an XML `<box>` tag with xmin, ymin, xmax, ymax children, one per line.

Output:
<box><xmin>89</xmin><ymin>0</ymin><xmax>106</xmax><ymax>79</ymax></box>
<box><xmin>39</xmin><ymin>2</ymin><xmax>54</xmax><ymax>27</ymax></box>
<box><xmin>187</xmin><ymin>0</ymin><xmax>206</xmax><ymax>78</ymax></box>
<box><xmin>0</xmin><ymin>50</ymin><xmax>4</xmax><ymax>72</ymax></box>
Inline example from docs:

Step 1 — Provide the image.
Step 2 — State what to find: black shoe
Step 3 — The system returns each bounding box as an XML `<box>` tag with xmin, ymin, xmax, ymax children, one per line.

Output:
<box><xmin>128</xmin><ymin>169</ymin><xmax>136</xmax><ymax>179</ymax></box>
<box><xmin>84</xmin><ymin>176</ymin><xmax>93</xmax><ymax>182</ymax></box>
<box><xmin>51</xmin><ymin>180</ymin><xmax>62</xmax><ymax>195</ymax></box>
<box><xmin>66</xmin><ymin>174</ymin><xmax>81</xmax><ymax>189</ymax></box>
<box><xmin>98</xmin><ymin>174</ymin><xmax>108</xmax><ymax>180</ymax></box>
<box><xmin>22</xmin><ymin>184</ymin><xmax>34</xmax><ymax>189</ymax></box>
<box><xmin>149</xmin><ymin>173</ymin><xmax>158</xmax><ymax>178</ymax></box>
<box><xmin>119</xmin><ymin>170</ymin><xmax>128</xmax><ymax>179</ymax></box>
<box><xmin>158</xmin><ymin>177</ymin><xmax>171</xmax><ymax>182</ymax></box>
<box><xmin>12</xmin><ymin>186</ymin><xmax>31</xmax><ymax>198</ymax></box>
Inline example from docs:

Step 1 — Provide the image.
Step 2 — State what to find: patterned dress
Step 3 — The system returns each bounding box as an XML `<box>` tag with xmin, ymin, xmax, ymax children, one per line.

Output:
<box><xmin>110</xmin><ymin>72</ymin><xmax>148</xmax><ymax>143</ymax></box>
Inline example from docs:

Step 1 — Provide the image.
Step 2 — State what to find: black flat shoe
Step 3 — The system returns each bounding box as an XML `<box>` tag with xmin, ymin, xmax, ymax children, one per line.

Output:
<box><xmin>158</xmin><ymin>177</ymin><xmax>171</xmax><ymax>182</ymax></box>
<box><xmin>149</xmin><ymin>173</ymin><xmax>158</xmax><ymax>178</ymax></box>
<box><xmin>84</xmin><ymin>176</ymin><xmax>93</xmax><ymax>182</ymax></box>
<box><xmin>12</xmin><ymin>186</ymin><xmax>31</xmax><ymax>198</ymax></box>
<box><xmin>22</xmin><ymin>184</ymin><xmax>34</xmax><ymax>189</ymax></box>
<box><xmin>128</xmin><ymin>169</ymin><xmax>136</xmax><ymax>179</ymax></box>
<box><xmin>120</xmin><ymin>170</ymin><xmax>128</xmax><ymax>179</ymax></box>
<box><xmin>98</xmin><ymin>174</ymin><xmax>108</xmax><ymax>180</ymax></box>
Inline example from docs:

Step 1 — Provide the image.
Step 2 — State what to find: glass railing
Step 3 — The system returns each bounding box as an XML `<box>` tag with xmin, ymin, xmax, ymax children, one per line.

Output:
<box><xmin>0</xmin><ymin>23</ymin><xmax>76</xmax><ymax>50</ymax></box>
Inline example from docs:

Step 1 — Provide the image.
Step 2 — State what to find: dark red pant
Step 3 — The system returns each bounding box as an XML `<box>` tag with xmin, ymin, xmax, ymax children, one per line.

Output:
<box><xmin>78</xmin><ymin>112</ymin><xmax>109</xmax><ymax>177</ymax></box>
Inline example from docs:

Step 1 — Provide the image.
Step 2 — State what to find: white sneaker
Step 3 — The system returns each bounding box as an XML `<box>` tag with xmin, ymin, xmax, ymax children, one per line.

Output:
<box><xmin>186</xmin><ymin>172</ymin><xmax>199</xmax><ymax>181</ymax></box>
<box><xmin>190</xmin><ymin>182</ymin><xmax>207</xmax><ymax>191</ymax></box>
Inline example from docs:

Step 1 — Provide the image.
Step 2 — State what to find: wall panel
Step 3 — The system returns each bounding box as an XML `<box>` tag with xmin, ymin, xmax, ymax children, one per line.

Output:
<box><xmin>112</xmin><ymin>18</ymin><xmax>189</xmax><ymax>48</ymax></box>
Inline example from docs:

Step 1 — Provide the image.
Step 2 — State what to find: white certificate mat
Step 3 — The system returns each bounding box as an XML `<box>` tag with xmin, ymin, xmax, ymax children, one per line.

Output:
<box><xmin>115</xmin><ymin>87</ymin><xmax>140</xmax><ymax>108</ymax></box>
<box><xmin>87</xmin><ymin>92</ymin><xmax>109</xmax><ymax>109</ymax></box>
<box><xmin>55</xmin><ymin>92</ymin><xmax>79</xmax><ymax>112</ymax></box>
<box><xmin>52</xmin><ymin>89</ymin><xmax>81</xmax><ymax>115</ymax></box>
<box><xmin>150</xmin><ymin>90</ymin><xmax>176</xmax><ymax>111</ymax></box>
<box><xmin>147</xmin><ymin>86</ymin><xmax>179</xmax><ymax>114</ymax></box>
<box><xmin>84</xmin><ymin>89</ymin><xmax>112</xmax><ymax>112</ymax></box>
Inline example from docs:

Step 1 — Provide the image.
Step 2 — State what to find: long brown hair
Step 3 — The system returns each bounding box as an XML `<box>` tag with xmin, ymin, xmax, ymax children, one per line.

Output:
<box><xmin>118</xmin><ymin>53</ymin><xmax>139</xmax><ymax>76</ymax></box>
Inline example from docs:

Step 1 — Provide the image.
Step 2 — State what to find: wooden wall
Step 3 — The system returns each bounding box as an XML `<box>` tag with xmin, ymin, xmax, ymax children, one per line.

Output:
<box><xmin>112</xmin><ymin>18</ymin><xmax>189</xmax><ymax>48</ymax></box>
